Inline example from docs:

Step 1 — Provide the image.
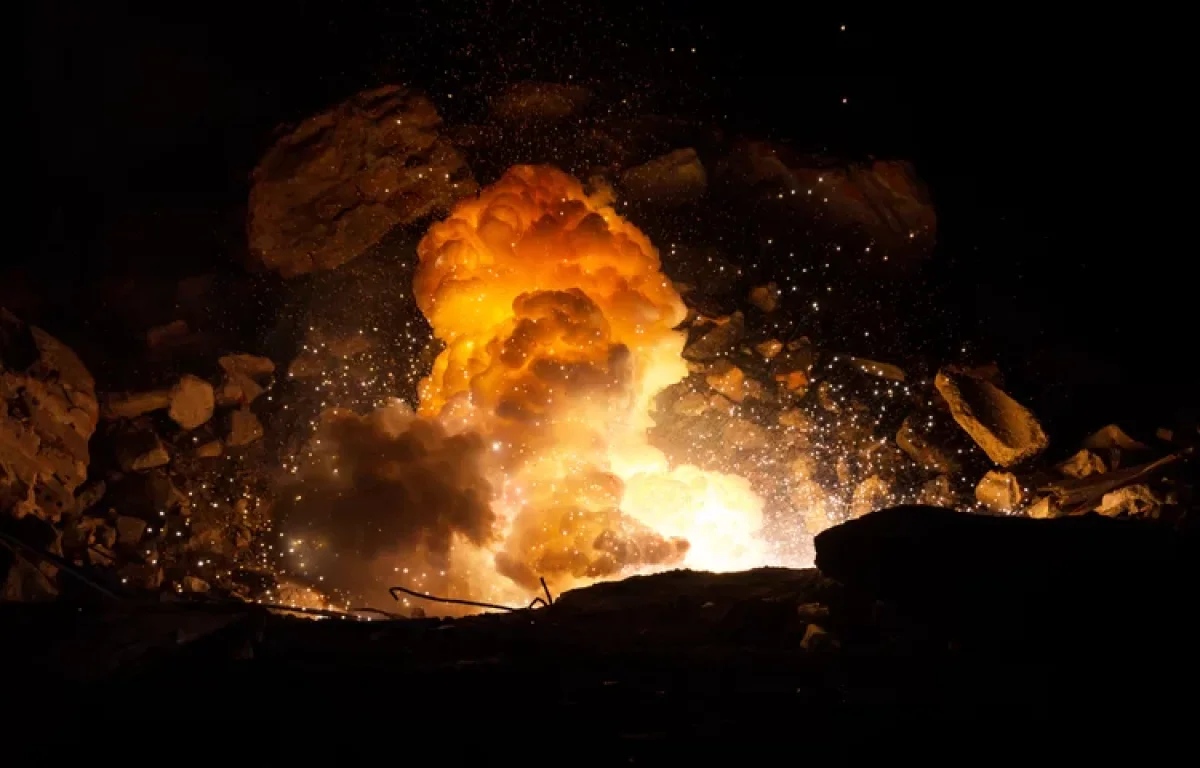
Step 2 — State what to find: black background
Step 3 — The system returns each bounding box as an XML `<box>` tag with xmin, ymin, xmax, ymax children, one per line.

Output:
<box><xmin>16</xmin><ymin>1</ymin><xmax>1191</xmax><ymax>436</ymax></box>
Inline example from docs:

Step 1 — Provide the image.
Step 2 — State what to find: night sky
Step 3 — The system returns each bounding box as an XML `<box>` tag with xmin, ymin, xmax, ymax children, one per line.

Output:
<box><xmin>17</xmin><ymin>2</ymin><xmax>1189</xmax><ymax>432</ymax></box>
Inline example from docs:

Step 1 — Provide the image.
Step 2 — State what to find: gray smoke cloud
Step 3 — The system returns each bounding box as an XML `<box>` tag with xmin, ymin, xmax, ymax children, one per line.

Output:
<box><xmin>274</xmin><ymin>401</ymin><xmax>497</xmax><ymax>607</ymax></box>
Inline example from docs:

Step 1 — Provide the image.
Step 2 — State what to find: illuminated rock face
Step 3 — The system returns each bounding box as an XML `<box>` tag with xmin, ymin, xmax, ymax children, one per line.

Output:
<box><xmin>935</xmin><ymin>368</ymin><xmax>1048</xmax><ymax>467</ymax></box>
<box><xmin>248</xmin><ymin>85</ymin><xmax>477</xmax><ymax>277</ymax></box>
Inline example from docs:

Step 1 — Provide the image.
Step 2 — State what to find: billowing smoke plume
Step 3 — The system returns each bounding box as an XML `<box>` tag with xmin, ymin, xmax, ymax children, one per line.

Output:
<box><xmin>275</xmin><ymin>401</ymin><xmax>498</xmax><ymax>604</ymax></box>
<box><xmin>279</xmin><ymin>166</ymin><xmax>765</xmax><ymax>608</ymax></box>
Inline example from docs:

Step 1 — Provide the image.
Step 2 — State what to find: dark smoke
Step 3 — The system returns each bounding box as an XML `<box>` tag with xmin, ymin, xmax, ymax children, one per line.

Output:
<box><xmin>275</xmin><ymin>402</ymin><xmax>497</xmax><ymax>605</ymax></box>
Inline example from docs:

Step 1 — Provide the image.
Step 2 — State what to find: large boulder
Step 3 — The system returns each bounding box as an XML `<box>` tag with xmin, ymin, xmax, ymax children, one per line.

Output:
<box><xmin>248</xmin><ymin>85</ymin><xmax>477</xmax><ymax>277</ymax></box>
<box><xmin>1</xmin><ymin>310</ymin><xmax>99</xmax><ymax>522</ymax></box>
<box><xmin>720</xmin><ymin>140</ymin><xmax>937</xmax><ymax>268</ymax></box>
<box><xmin>934</xmin><ymin>367</ymin><xmax>1048</xmax><ymax>466</ymax></box>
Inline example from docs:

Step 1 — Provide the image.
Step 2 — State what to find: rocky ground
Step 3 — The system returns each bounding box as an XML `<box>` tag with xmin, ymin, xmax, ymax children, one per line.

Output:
<box><xmin>5</xmin><ymin>506</ymin><xmax>1196</xmax><ymax>750</ymax></box>
<box><xmin>4</xmin><ymin>80</ymin><xmax>1197</xmax><ymax>610</ymax></box>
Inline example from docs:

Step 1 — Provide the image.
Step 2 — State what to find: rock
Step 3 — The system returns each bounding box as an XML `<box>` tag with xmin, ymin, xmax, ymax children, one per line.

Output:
<box><xmin>1</xmin><ymin>310</ymin><xmax>99</xmax><ymax>522</ymax></box>
<box><xmin>706</xmin><ymin>363</ymin><xmax>746</xmax><ymax>402</ymax></box>
<box><xmin>227</xmin><ymin>408</ymin><xmax>264</xmax><ymax>447</ymax></box>
<box><xmin>95</xmin><ymin>522</ymin><xmax>117</xmax><ymax>550</ymax></box>
<box><xmin>800</xmin><ymin>623</ymin><xmax>839</xmax><ymax>651</ymax></box>
<box><xmin>490</xmin><ymin>81</ymin><xmax>592</xmax><ymax>122</ymax></box>
<box><xmin>795</xmin><ymin>602</ymin><xmax>830</xmax><ymax>622</ymax></box>
<box><xmin>934</xmin><ymin>368</ymin><xmax>1047</xmax><ymax>466</ymax></box>
<box><xmin>672</xmin><ymin>391</ymin><xmax>711</xmax><ymax>417</ymax></box>
<box><xmin>778</xmin><ymin>408</ymin><xmax>812</xmax><ymax>432</ymax></box>
<box><xmin>814</xmin><ymin>504</ymin><xmax>1195</xmax><ymax>654</ymax></box>
<box><xmin>218</xmin><ymin>354</ymin><xmax>275</xmax><ymax>378</ymax></box>
<box><xmin>145</xmin><ymin>319</ymin><xmax>190</xmax><ymax>350</ymax></box>
<box><xmin>917</xmin><ymin>475</ymin><xmax>957</xmax><ymax>507</ymax></box>
<box><xmin>218</xmin><ymin>371</ymin><xmax>265</xmax><ymax>407</ymax></box>
<box><xmin>119</xmin><ymin>562</ymin><xmax>164</xmax><ymax>590</ymax></box>
<box><xmin>115</xmin><ymin>425</ymin><xmax>170</xmax><ymax>471</ymax></box>
<box><xmin>773</xmin><ymin>338</ymin><xmax>816</xmax><ymax>377</ymax></box>
<box><xmin>248</xmin><ymin>85</ymin><xmax>477</xmax><ymax>277</ymax></box>
<box><xmin>722</xmin><ymin>418</ymin><xmax>768</xmax><ymax>452</ymax></box>
<box><xmin>817</xmin><ymin>382</ymin><xmax>840</xmax><ymax>413</ymax></box>
<box><xmin>182</xmin><ymin>575</ymin><xmax>210</xmax><ymax>593</ymax></box>
<box><xmin>102</xmin><ymin>390</ymin><xmax>172</xmax><ymax>420</ymax></box>
<box><xmin>196</xmin><ymin>440</ymin><xmax>223</xmax><ymax>458</ymax></box>
<box><xmin>75</xmin><ymin>480</ymin><xmax>106</xmax><ymax>515</ymax></box>
<box><xmin>748</xmin><ymin>283</ymin><xmax>781</xmax><ymax>313</ymax></box>
<box><xmin>721</xmin><ymin>141</ymin><xmax>937</xmax><ymax>268</ymax></box>
<box><xmin>287</xmin><ymin>330</ymin><xmax>377</xmax><ymax>380</ymax></box>
<box><xmin>287</xmin><ymin>351</ymin><xmax>326</xmax><ymax>379</ymax></box>
<box><xmin>896</xmin><ymin>415</ymin><xmax>960</xmax><ymax>474</ymax></box>
<box><xmin>168</xmin><ymin>375</ymin><xmax>214</xmax><ymax>430</ymax></box>
<box><xmin>1026</xmin><ymin>496</ymin><xmax>1059</xmax><ymax>519</ymax></box>
<box><xmin>742</xmin><ymin>377</ymin><xmax>768</xmax><ymax>402</ymax></box>
<box><xmin>116</xmin><ymin>515</ymin><xmax>147</xmax><ymax>545</ymax></box>
<box><xmin>1096</xmin><ymin>485</ymin><xmax>1162</xmax><ymax>518</ymax></box>
<box><xmin>2</xmin><ymin>555</ymin><xmax>59</xmax><ymax>601</ymax></box>
<box><xmin>1082</xmin><ymin>424</ymin><xmax>1148</xmax><ymax>469</ymax></box>
<box><xmin>850</xmin><ymin>475</ymin><xmax>891</xmax><ymax>518</ymax></box>
<box><xmin>1056</xmin><ymin>449</ymin><xmax>1106</xmax><ymax>479</ymax></box>
<box><xmin>975</xmin><ymin>470</ymin><xmax>1024</xmax><ymax>513</ymax></box>
<box><xmin>755</xmin><ymin>339</ymin><xmax>783</xmax><ymax>360</ymax></box>
<box><xmin>683</xmin><ymin>312</ymin><xmax>744</xmax><ymax>360</ymax></box>
<box><xmin>1040</xmin><ymin>452</ymin><xmax>1184</xmax><ymax>512</ymax></box>
<box><xmin>1082</xmin><ymin>424</ymin><xmax>1148</xmax><ymax>453</ymax></box>
<box><xmin>620</xmin><ymin>149</ymin><xmax>707</xmax><ymax>205</ymax></box>
<box><xmin>849</xmin><ymin>357</ymin><xmax>906</xmax><ymax>382</ymax></box>
<box><xmin>775</xmin><ymin>370</ymin><xmax>809</xmax><ymax>396</ymax></box>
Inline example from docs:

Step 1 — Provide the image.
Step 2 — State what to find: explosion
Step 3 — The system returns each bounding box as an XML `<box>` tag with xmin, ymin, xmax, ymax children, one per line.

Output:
<box><xmin>282</xmin><ymin>166</ymin><xmax>767</xmax><ymax>608</ymax></box>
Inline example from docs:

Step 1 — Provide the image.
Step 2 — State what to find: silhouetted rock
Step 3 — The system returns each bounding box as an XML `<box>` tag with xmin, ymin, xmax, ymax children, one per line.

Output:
<box><xmin>814</xmin><ymin>504</ymin><xmax>1198</xmax><ymax>652</ymax></box>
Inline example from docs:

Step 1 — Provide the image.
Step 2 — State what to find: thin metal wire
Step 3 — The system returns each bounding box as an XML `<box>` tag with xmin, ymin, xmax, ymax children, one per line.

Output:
<box><xmin>389</xmin><ymin>584</ymin><xmax>519</xmax><ymax>612</ymax></box>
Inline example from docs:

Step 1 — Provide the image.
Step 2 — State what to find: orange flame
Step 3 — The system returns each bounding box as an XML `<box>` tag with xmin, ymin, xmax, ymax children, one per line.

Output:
<box><xmin>415</xmin><ymin>166</ymin><xmax>765</xmax><ymax>596</ymax></box>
